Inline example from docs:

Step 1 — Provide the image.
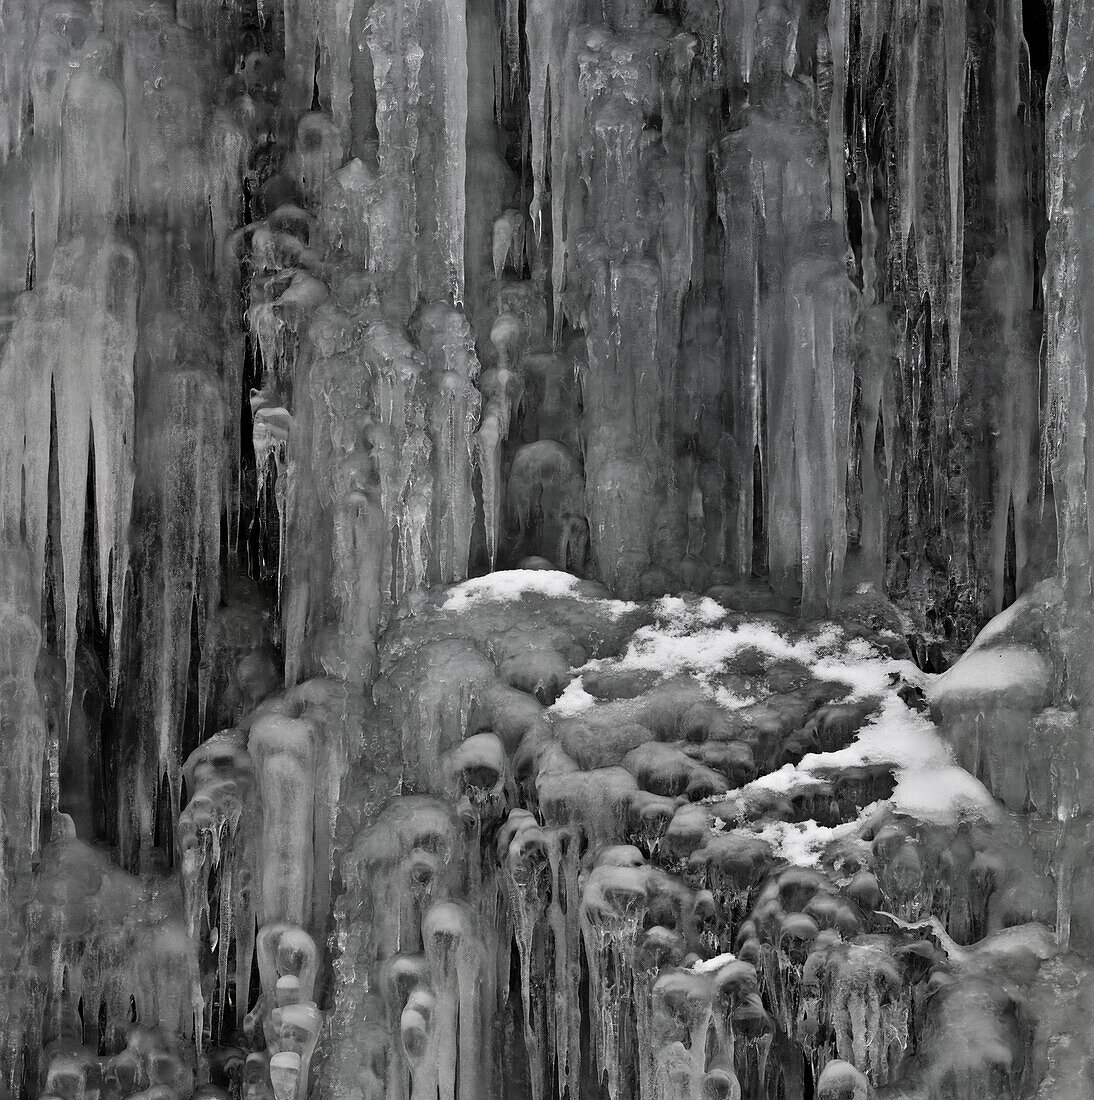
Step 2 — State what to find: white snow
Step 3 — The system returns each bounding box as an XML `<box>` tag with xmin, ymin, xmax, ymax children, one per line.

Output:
<box><xmin>655</xmin><ymin>594</ymin><xmax>727</xmax><ymax>625</ymax></box>
<box><xmin>739</xmin><ymin>693</ymin><xmax>998</xmax><ymax>828</ymax></box>
<box><xmin>548</xmin><ymin>677</ymin><xmax>599</xmax><ymax>717</ymax></box>
<box><xmin>462</xmin><ymin>586</ymin><xmax>1002</xmax><ymax>847</ymax></box>
<box><xmin>688</xmin><ymin>951</ymin><xmax>737</xmax><ymax>973</ymax></box>
<box><xmin>541</xmin><ymin>596</ymin><xmax>1001</xmax><ymax>837</ymax></box>
<box><xmin>750</xmin><ymin>808</ymin><xmax>883</xmax><ymax>868</ymax></box>
<box><xmin>443</xmin><ymin>569</ymin><xmax>584</xmax><ymax>608</ymax></box>
<box><xmin>748</xmin><ymin>763</ymin><xmax>823</xmax><ymax>795</ymax></box>
<box><xmin>928</xmin><ymin>644</ymin><xmax>1050</xmax><ymax>705</ymax></box>
<box><xmin>608</xmin><ymin>600</ymin><xmax>924</xmax><ymax>704</ymax></box>
<box><xmin>442</xmin><ymin>568</ymin><xmax>630</xmax><ymax>612</ymax></box>
<box><xmin>968</xmin><ymin>594</ymin><xmax>1028</xmax><ymax>650</ymax></box>
<box><xmin>797</xmin><ymin>696</ymin><xmax>948</xmax><ymax>774</ymax></box>
<box><xmin>890</xmin><ymin>765</ymin><xmax>1000</xmax><ymax>824</ymax></box>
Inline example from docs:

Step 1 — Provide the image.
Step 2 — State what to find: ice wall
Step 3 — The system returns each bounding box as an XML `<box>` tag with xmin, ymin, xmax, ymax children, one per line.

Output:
<box><xmin>0</xmin><ymin>0</ymin><xmax>1091</xmax><ymax>1095</ymax></box>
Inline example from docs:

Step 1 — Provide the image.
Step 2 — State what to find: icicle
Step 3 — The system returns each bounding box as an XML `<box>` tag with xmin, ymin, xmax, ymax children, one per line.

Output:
<box><xmin>179</xmin><ymin>732</ymin><xmax>255</xmax><ymax>1025</ymax></box>
<box><xmin>330</xmin><ymin>440</ymin><xmax>384</xmax><ymax>683</ymax></box>
<box><xmin>0</xmin><ymin>547</ymin><xmax>48</xmax><ymax>908</ymax></box>
<box><xmin>421</xmin><ymin>902</ymin><xmax>481</xmax><ymax>1100</ymax></box>
<box><xmin>53</xmin><ymin>233</ymin><xmax>139</xmax><ymax>714</ymax></box>
<box><xmin>474</xmin><ymin>365</ymin><xmax>520</xmax><ymax>570</ymax></box>
<box><xmin>525</xmin><ymin>0</ymin><xmax>554</xmax><ymax>241</ymax></box>
<box><xmin>439</xmin><ymin>0</ymin><xmax>468</xmax><ymax>303</ymax></box>
<box><xmin>28</xmin><ymin>0</ymin><xmax>99</xmax><ymax>284</ymax></box>
<box><xmin>1042</xmin><ymin>0</ymin><xmax>1093</xmax><ymax>591</ymax></box>
<box><xmin>320</xmin><ymin>0</ymin><xmax>357</xmax><ymax>142</ymax></box>
<box><xmin>499</xmin><ymin>811</ymin><xmax>550</xmax><ymax>1100</ymax></box>
<box><xmin>856</xmin><ymin>305</ymin><xmax>894</xmax><ymax>586</ymax></box>
<box><xmin>789</xmin><ymin>236</ymin><xmax>857</xmax><ymax>616</ymax></box>
<box><xmin>0</xmin><ymin>70</ymin><xmax>136</xmax><ymax>707</ymax></box>
<box><xmin>827</xmin><ymin>0</ymin><xmax>849</xmax><ymax>235</ymax></box>
<box><xmin>492</xmin><ymin>210</ymin><xmax>522</xmax><ymax>278</ymax></box>
<box><xmin>283</xmin><ymin>0</ymin><xmax>320</xmax><ymax>118</ymax></box>
<box><xmin>206</xmin><ymin>108</ymin><xmax>252</xmax><ymax>282</ymax></box>
<box><xmin>249</xmin><ymin>715</ymin><xmax>319</xmax><ymax>928</ymax></box>
<box><xmin>943</xmin><ymin>0</ymin><xmax>966</xmax><ymax>389</ymax></box>
<box><xmin>579</xmin><ymin>853</ymin><xmax>651</xmax><ymax>1098</ymax></box>
<box><xmin>414</xmin><ymin>304</ymin><xmax>481</xmax><ymax>583</ymax></box>
<box><xmin>128</xmin><ymin>362</ymin><xmax>224</xmax><ymax>857</ymax></box>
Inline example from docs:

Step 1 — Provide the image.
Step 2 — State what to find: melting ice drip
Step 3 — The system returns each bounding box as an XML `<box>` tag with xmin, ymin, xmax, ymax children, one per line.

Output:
<box><xmin>0</xmin><ymin>0</ymin><xmax>1092</xmax><ymax>1096</ymax></box>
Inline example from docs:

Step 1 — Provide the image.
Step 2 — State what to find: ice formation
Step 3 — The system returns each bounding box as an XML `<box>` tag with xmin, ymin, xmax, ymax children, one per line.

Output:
<box><xmin>0</xmin><ymin>0</ymin><xmax>1093</xmax><ymax>1096</ymax></box>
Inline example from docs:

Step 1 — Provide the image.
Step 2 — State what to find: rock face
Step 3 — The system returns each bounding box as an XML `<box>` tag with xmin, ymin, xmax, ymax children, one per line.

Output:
<box><xmin>0</xmin><ymin>0</ymin><xmax>1093</xmax><ymax>1097</ymax></box>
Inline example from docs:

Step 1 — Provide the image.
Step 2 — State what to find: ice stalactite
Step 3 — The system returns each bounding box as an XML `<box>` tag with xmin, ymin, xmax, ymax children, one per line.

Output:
<box><xmin>853</xmin><ymin>306</ymin><xmax>897</xmax><ymax>591</ymax></box>
<box><xmin>717</xmin><ymin>11</ymin><xmax>853</xmax><ymax>607</ymax></box>
<box><xmin>207</xmin><ymin>107</ymin><xmax>254</xmax><ymax>551</ymax></box>
<box><xmin>0</xmin><ymin>9</ymin><xmax>260</xmax><ymax>1077</ymax></box>
<box><xmin>840</xmin><ymin>0</ymin><xmax>1048</xmax><ymax>632</ymax></box>
<box><xmin>4</xmin><ymin>823</ymin><xmax>204</xmax><ymax>1094</ymax></box>
<box><xmin>283</xmin><ymin>0</ymin><xmax>320</xmax><ymax>119</ymax></box>
<box><xmin>545</xmin><ymin>20</ymin><xmax>700</xmax><ymax>597</ymax></box>
<box><xmin>50</xmin><ymin>232</ymin><xmax>138</xmax><ymax>707</ymax></box>
<box><xmin>328</xmin><ymin>438</ymin><xmax>384</xmax><ymax>682</ymax></box>
<box><xmin>324</xmin><ymin>0</ymin><xmax>470</xmax><ymax>307</ymax></box>
<box><xmin>243</xmin><ymin>694</ymin><xmax>332</xmax><ymax>1100</ymax></box>
<box><xmin>982</xmin><ymin>0</ymin><xmax>1038</xmax><ymax>614</ymax></box>
<box><xmin>413</xmin><ymin>305</ymin><xmax>481</xmax><ymax>584</ymax></box>
<box><xmin>0</xmin><ymin>547</ymin><xmax>48</xmax><ymax>914</ymax></box>
<box><xmin>419</xmin><ymin>902</ymin><xmax>482</xmax><ymax>1100</ymax></box>
<box><xmin>175</xmin><ymin>679</ymin><xmax>360</xmax><ymax>1087</ymax></box>
<box><xmin>26</xmin><ymin>1</ymin><xmax>101</xmax><ymax>286</ymax></box>
<box><xmin>475</xmin><ymin>357</ymin><xmax>521</xmax><ymax>571</ymax></box>
<box><xmin>178</xmin><ymin>732</ymin><xmax>257</xmax><ymax>1034</ymax></box>
<box><xmin>266</xmin><ymin>298</ymin><xmax>435</xmax><ymax>683</ymax></box>
<box><xmin>582</xmin><ymin>260</ymin><xmax>661</xmax><ymax>597</ymax></box>
<box><xmin>883</xmin><ymin>0</ymin><xmax>968</xmax><ymax>396</ymax></box>
<box><xmin>437</xmin><ymin>0</ymin><xmax>468</xmax><ymax>305</ymax></box>
<box><xmin>1044</xmin><ymin>0</ymin><xmax>1094</xmax><ymax>598</ymax></box>
<box><xmin>788</xmin><ymin>244</ymin><xmax>857</xmax><ymax>617</ymax></box>
<box><xmin>252</xmin><ymin>921</ymin><xmax>324</xmax><ymax>1099</ymax></box>
<box><xmin>249</xmin><ymin>714</ymin><xmax>318</xmax><ymax>929</ymax></box>
<box><xmin>125</xmin><ymin>362</ymin><xmax>225</xmax><ymax>861</ymax></box>
<box><xmin>0</xmin><ymin>44</ymin><xmax>137</xmax><ymax>707</ymax></box>
<box><xmin>0</xmin><ymin>227</ymin><xmax>139</xmax><ymax>709</ymax></box>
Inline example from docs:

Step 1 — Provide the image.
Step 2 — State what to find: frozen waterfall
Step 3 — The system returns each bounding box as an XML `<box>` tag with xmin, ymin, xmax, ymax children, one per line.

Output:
<box><xmin>0</xmin><ymin>0</ymin><xmax>1092</xmax><ymax>1096</ymax></box>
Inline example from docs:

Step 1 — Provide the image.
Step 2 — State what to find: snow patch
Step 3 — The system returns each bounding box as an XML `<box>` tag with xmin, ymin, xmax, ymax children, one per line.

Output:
<box><xmin>549</xmin><ymin>677</ymin><xmax>599</xmax><ymax>717</ymax></box>
<box><xmin>749</xmin><ymin>809</ymin><xmax>881</xmax><ymax>868</ymax></box>
<box><xmin>601</xmin><ymin>613</ymin><xmax>807</xmax><ymax>702</ymax></box>
<box><xmin>797</xmin><ymin>697</ymin><xmax>949</xmax><ymax>774</ymax></box>
<box><xmin>891</xmin><ymin>765</ymin><xmax>1000</xmax><ymax>824</ymax></box>
<box><xmin>442</xmin><ymin>568</ymin><xmax>638</xmax><ymax>615</ymax></box>
<box><xmin>443</xmin><ymin>569</ymin><xmax>587</xmax><ymax>609</ymax></box>
<box><xmin>688</xmin><ymin>951</ymin><xmax>737</xmax><ymax>973</ymax></box>
<box><xmin>929</xmin><ymin>644</ymin><xmax>1050</xmax><ymax>705</ymax></box>
<box><xmin>732</xmin><ymin>662</ymin><xmax>999</xmax><ymax>840</ymax></box>
<box><xmin>598</xmin><ymin>600</ymin><xmax>925</xmax><ymax>710</ymax></box>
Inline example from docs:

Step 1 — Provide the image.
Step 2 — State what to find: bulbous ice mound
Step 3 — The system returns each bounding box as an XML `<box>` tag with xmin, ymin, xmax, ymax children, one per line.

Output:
<box><xmin>12</xmin><ymin>573</ymin><xmax>1094</xmax><ymax>1100</ymax></box>
<box><xmin>10</xmin><ymin>567</ymin><xmax>1094</xmax><ymax>1100</ymax></box>
<box><xmin>319</xmin><ymin>572</ymin><xmax>1092</xmax><ymax>1100</ymax></box>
